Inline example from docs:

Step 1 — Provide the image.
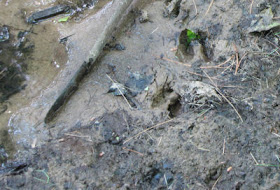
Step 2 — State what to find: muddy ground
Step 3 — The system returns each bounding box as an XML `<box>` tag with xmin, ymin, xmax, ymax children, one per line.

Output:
<box><xmin>1</xmin><ymin>0</ymin><xmax>280</xmax><ymax>189</ymax></box>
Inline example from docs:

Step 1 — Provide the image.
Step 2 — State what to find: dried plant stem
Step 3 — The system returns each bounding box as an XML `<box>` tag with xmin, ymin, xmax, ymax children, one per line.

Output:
<box><xmin>205</xmin><ymin>0</ymin><xmax>214</xmax><ymax>16</ymax></box>
<box><xmin>106</xmin><ymin>74</ymin><xmax>132</xmax><ymax>109</ymax></box>
<box><xmin>192</xmin><ymin>0</ymin><xmax>198</xmax><ymax>15</ymax></box>
<box><xmin>250</xmin><ymin>0</ymin><xmax>254</xmax><ymax>14</ymax></box>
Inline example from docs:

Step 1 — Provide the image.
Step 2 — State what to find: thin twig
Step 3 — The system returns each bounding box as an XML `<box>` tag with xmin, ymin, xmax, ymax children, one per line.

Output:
<box><xmin>158</xmin><ymin>136</ymin><xmax>163</xmax><ymax>146</ymax></box>
<box><xmin>123</xmin><ymin>119</ymin><xmax>173</xmax><ymax>144</ymax></box>
<box><xmin>164</xmin><ymin>174</ymin><xmax>169</xmax><ymax>187</ymax></box>
<box><xmin>106</xmin><ymin>74</ymin><xmax>133</xmax><ymax>109</ymax></box>
<box><xmin>233</xmin><ymin>43</ymin><xmax>239</xmax><ymax>75</ymax></box>
<box><xmin>250</xmin><ymin>0</ymin><xmax>254</xmax><ymax>14</ymax></box>
<box><xmin>198</xmin><ymin>147</ymin><xmax>210</xmax><ymax>152</ymax></box>
<box><xmin>203</xmin><ymin>71</ymin><xmax>243</xmax><ymax>122</ymax></box>
<box><xmin>65</xmin><ymin>132</ymin><xmax>92</xmax><ymax>142</ymax></box>
<box><xmin>250</xmin><ymin>152</ymin><xmax>259</xmax><ymax>165</ymax></box>
<box><xmin>235</xmin><ymin>52</ymin><xmax>248</xmax><ymax>74</ymax></box>
<box><xmin>144</xmin><ymin>131</ymin><xmax>154</xmax><ymax>141</ymax></box>
<box><xmin>263</xmin><ymin>38</ymin><xmax>280</xmax><ymax>55</ymax></box>
<box><xmin>153</xmin><ymin>55</ymin><xmax>191</xmax><ymax>67</ymax></box>
<box><xmin>33</xmin><ymin>170</ymin><xmax>50</xmax><ymax>184</ymax></box>
<box><xmin>220</xmin><ymin>59</ymin><xmax>235</xmax><ymax>75</ymax></box>
<box><xmin>275</xmin><ymin>155</ymin><xmax>280</xmax><ymax>163</ymax></box>
<box><xmin>200</xmin><ymin>55</ymin><xmax>234</xmax><ymax>69</ymax></box>
<box><xmin>256</xmin><ymin>164</ymin><xmax>280</xmax><ymax>167</ymax></box>
<box><xmin>205</xmin><ymin>0</ymin><xmax>214</xmax><ymax>16</ymax></box>
<box><xmin>0</xmin><ymin>68</ymin><xmax>6</xmax><ymax>75</ymax></box>
<box><xmin>211</xmin><ymin>175</ymin><xmax>221</xmax><ymax>190</ymax></box>
<box><xmin>151</xmin><ymin>27</ymin><xmax>158</xmax><ymax>34</ymax></box>
<box><xmin>192</xmin><ymin>0</ymin><xmax>198</xmax><ymax>15</ymax></box>
<box><xmin>198</xmin><ymin>106</ymin><xmax>212</xmax><ymax>117</ymax></box>
<box><xmin>222</xmin><ymin>138</ymin><xmax>226</xmax><ymax>154</ymax></box>
<box><xmin>154</xmin><ymin>55</ymin><xmax>221</xmax><ymax>80</ymax></box>
<box><xmin>123</xmin><ymin>147</ymin><xmax>144</xmax><ymax>156</ymax></box>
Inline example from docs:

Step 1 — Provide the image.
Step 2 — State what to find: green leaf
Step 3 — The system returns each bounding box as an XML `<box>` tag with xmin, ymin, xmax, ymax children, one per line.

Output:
<box><xmin>58</xmin><ymin>16</ymin><xmax>70</xmax><ymax>22</ymax></box>
<box><xmin>187</xmin><ymin>30</ymin><xmax>197</xmax><ymax>40</ymax></box>
<box><xmin>186</xmin><ymin>29</ymin><xmax>200</xmax><ymax>46</ymax></box>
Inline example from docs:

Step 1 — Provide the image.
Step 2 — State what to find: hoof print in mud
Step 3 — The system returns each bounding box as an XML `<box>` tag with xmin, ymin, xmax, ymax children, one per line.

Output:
<box><xmin>151</xmin><ymin>80</ymin><xmax>182</xmax><ymax>118</ymax></box>
<box><xmin>167</xmin><ymin>94</ymin><xmax>182</xmax><ymax>118</ymax></box>
<box><xmin>176</xmin><ymin>29</ymin><xmax>214</xmax><ymax>63</ymax></box>
<box><xmin>163</xmin><ymin>0</ymin><xmax>182</xmax><ymax>18</ymax></box>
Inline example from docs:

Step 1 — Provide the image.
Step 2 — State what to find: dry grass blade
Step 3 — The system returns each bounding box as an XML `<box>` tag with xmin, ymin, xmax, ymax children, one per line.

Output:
<box><xmin>192</xmin><ymin>0</ymin><xmax>198</xmax><ymax>15</ymax></box>
<box><xmin>250</xmin><ymin>152</ymin><xmax>259</xmax><ymax>165</ymax></box>
<box><xmin>106</xmin><ymin>74</ymin><xmax>133</xmax><ymax>109</ymax></box>
<box><xmin>65</xmin><ymin>132</ymin><xmax>92</xmax><ymax>142</ymax></box>
<box><xmin>263</xmin><ymin>39</ymin><xmax>280</xmax><ymax>55</ymax></box>
<box><xmin>235</xmin><ymin>52</ymin><xmax>248</xmax><ymax>74</ymax></box>
<box><xmin>203</xmin><ymin>71</ymin><xmax>243</xmax><ymax>122</ymax></box>
<box><xmin>250</xmin><ymin>0</ymin><xmax>254</xmax><ymax>14</ymax></box>
<box><xmin>272</xmin><ymin>132</ymin><xmax>280</xmax><ymax>138</ymax></box>
<box><xmin>201</xmin><ymin>55</ymin><xmax>234</xmax><ymax>69</ymax></box>
<box><xmin>154</xmin><ymin>54</ymin><xmax>221</xmax><ymax>80</ymax></box>
<box><xmin>123</xmin><ymin>119</ymin><xmax>173</xmax><ymax>144</ymax></box>
<box><xmin>205</xmin><ymin>0</ymin><xmax>214</xmax><ymax>16</ymax></box>
<box><xmin>233</xmin><ymin>43</ymin><xmax>239</xmax><ymax>75</ymax></box>
<box><xmin>211</xmin><ymin>175</ymin><xmax>221</xmax><ymax>190</ymax></box>
<box><xmin>222</xmin><ymin>138</ymin><xmax>226</xmax><ymax>154</ymax></box>
<box><xmin>123</xmin><ymin>147</ymin><xmax>144</xmax><ymax>156</ymax></box>
<box><xmin>0</xmin><ymin>69</ymin><xmax>6</xmax><ymax>75</ymax></box>
<box><xmin>153</xmin><ymin>54</ymin><xmax>191</xmax><ymax>67</ymax></box>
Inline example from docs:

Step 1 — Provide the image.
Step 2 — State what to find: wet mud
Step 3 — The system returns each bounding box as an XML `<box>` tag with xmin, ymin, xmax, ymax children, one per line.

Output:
<box><xmin>1</xmin><ymin>0</ymin><xmax>280</xmax><ymax>189</ymax></box>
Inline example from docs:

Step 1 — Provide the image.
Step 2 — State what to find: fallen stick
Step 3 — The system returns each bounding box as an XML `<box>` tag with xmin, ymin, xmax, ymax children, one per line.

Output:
<box><xmin>27</xmin><ymin>5</ymin><xmax>70</xmax><ymax>24</ymax></box>
<box><xmin>44</xmin><ymin>0</ymin><xmax>134</xmax><ymax>122</ymax></box>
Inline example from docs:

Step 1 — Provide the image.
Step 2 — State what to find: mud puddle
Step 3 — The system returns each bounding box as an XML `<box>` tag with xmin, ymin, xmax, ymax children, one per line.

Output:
<box><xmin>1</xmin><ymin>0</ymin><xmax>280</xmax><ymax>189</ymax></box>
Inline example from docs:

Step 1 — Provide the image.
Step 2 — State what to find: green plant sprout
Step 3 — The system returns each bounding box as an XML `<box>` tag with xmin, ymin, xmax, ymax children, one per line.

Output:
<box><xmin>186</xmin><ymin>29</ymin><xmax>200</xmax><ymax>46</ymax></box>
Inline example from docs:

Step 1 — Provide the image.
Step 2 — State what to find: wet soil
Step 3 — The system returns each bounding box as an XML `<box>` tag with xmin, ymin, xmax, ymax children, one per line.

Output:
<box><xmin>0</xmin><ymin>0</ymin><xmax>112</xmax><ymax>158</ymax></box>
<box><xmin>1</xmin><ymin>0</ymin><xmax>280</xmax><ymax>189</ymax></box>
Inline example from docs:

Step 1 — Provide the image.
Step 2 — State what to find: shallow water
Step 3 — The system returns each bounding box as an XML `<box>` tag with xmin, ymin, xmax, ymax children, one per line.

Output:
<box><xmin>0</xmin><ymin>0</ymin><xmax>112</xmax><ymax>160</ymax></box>
<box><xmin>0</xmin><ymin>0</ymin><xmax>69</xmax><ymax>157</ymax></box>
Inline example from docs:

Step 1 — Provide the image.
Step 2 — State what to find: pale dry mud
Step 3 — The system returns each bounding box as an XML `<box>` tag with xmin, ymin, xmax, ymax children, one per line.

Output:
<box><xmin>1</xmin><ymin>0</ymin><xmax>280</xmax><ymax>189</ymax></box>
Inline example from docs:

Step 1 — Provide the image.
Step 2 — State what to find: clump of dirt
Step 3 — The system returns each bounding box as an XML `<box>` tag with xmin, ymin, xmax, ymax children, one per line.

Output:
<box><xmin>1</xmin><ymin>0</ymin><xmax>280</xmax><ymax>189</ymax></box>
